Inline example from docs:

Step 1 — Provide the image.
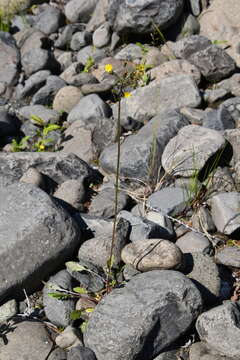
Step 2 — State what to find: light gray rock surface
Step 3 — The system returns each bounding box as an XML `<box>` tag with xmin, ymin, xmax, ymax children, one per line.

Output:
<box><xmin>84</xmin><ymin>270</ymin><xmax>203</xmax><ymax>360</ymax></box>
<box><xmin>176</xmin><ymin>231</ymin><xmax>211</xmax><ymax>254</ymax></box>
<box><xmin>215</xmin><ymin>246</ymin><xmax>240</xmax><ymax>268</ymax></box>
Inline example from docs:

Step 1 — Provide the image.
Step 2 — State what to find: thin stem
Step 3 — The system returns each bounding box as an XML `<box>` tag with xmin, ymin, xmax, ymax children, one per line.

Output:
<box><xmin>106</xmin><ymin>97</ymin><xmax>121</xmax><ymax>292</ymax></box>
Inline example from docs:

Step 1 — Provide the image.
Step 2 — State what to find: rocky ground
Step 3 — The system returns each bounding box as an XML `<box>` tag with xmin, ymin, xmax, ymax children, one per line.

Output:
<box><xmin>1</xmin><ymin>0</ymin><xmax>240</xmax><ymax>359</ymax></box>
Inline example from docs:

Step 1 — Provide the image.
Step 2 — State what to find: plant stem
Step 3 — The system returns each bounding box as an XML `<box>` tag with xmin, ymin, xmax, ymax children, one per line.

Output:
<box><xmin>106</xmin><ymin>97</ymin><xmax>121</xmax><ymax>293</ymax></box>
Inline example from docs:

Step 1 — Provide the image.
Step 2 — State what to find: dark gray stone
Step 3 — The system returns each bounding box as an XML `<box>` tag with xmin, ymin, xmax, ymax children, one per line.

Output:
<box><xmin>48</xmin><ymin>348</ymin><xmax>67</xmax><ymax>360</ymax></box>
<box><xmin>196</xmin><ymin>302</ymin><xmax>240</xmax><ymax>358</ymax></box>
<box><xmin>189</xmin><ymin>342</ymin><xmax>234</xmax><ymax>360</ymax></box>
<box><xmin>43</xmin><ymin>270</ymin><xmax>75</xmax><ymax>327</ymax></box>
<box><xmin>215</xmin><ymin>246</ymin><xmax>240</xmax><ymax>268</ymax></box>
<box><xmin>202</xmin><ymin>106</ymin><xmax>235</xmax><ymax>131</ymax></box>
<box><xmin>92</xmin><ymin>116</ymin><xmax>117</xmax><ymax>155</ymax></box>
<box><xmin>0</xmin><ymin>31</ymin><xmax>20</xmax><ymax>86</ymax></box>
<box><xmin>0</xmin><ymin>109</ymin><xmax>20</xmax><ymax>136</ymax></box>
<box><xmin>19</xmin><ymin>104</ymin><xmax>60</xmax><ymax>124</ymax></box>
<box><xmin>0</xmin><ymin>152</ymin><xmax>101</xmax><ymax>188</ymax></box>
<box><xmin>172</xmin><ymin>35</ymin><xmax>211</xmax><ymax>59</ymax></box>
<box><xmin>220</xmin><ymin>97</ymin><xmax>240</xmax><ymax>127</ymax></box>
<box><xmin>84</xmin><ymin>270</ymin><xmax>203</xmax><ymax>360</ymax></box>
<box><xmin>70</xmin><ymin>31</ymin><xmax>92</xmax><ymax>51</ymax></box>
<box><xmin>31</xmin><ymin>75</ymin><xmax>66</xmax><ymax>105</ymax></box>
<box><xmin>203</xmin><ymin>88</ymin><xmax>228</xmax><ymax>104</ymax></box>
<box><xmin>67</xmin><ymin>346</ymin><xmax>97</xmax><ymax>360</ymax></box>
<box><xmin>99</xmin><ymin>110</ymin><xmax>189</xmax><ymax>184</ymax></box>
<box><xmin>65</xmin><ymin>0</ymin><xmax>98</xmax><ymax>23</ymax></box>
<box><xmin>0</xmin><ymin>183</ymin><xmax>81</xmax><ymax>300</ymax></box>
<box><xmin>107</xmin><ymin>0</ymin><xmax>184</xmax><ymax>34</ymax></box>
<box><xmin>34</xmin><ymin>5</ymin><xmax>64</xmax><ymax>35</ymax></box>
<box><xmin>188</xmin><ymin>45</ymin><xmax>236</xmax><ymax>82</ymax></box>
<box><xmin>16</xmin><ymin>70</ymin><xmax>50</xmax><ymax>99</ymax></box>
<box><xmin>176</xmin><ymin>232</ymin><xmax>211</xmax><ymax>254</ymax></box>
<box><xmin>21</xmin><ymin>48</ymin><xmax>60</xmax><ymax>76</ymax></box>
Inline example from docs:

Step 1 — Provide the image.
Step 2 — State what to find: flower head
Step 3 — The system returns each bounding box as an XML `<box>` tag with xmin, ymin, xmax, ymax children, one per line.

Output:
<box><xmin>123</xmin><ymin>92</ymin><xmax>132</xmax><ymax>98</ymax></box>
<box><xmin>39</xmin><ymin>144</ymin><xmax>45</xmax><ymax>151</ymax></box>
<box><xmin>136</xmin><ymin>64</ymin><xmax>145</xmax><ymax>72</ymax></box>
<box><xmin>104</xmin><ymin>64</ymin><xmax>113</xmax><ymax>73</ymax></box>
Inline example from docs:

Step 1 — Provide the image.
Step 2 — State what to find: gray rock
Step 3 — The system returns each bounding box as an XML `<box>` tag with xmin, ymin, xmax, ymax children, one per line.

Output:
<box><xmin>65</xmin><ymin>0</ymin><xmax>98</xmax><ymax>23</ymax></box>
<box><xmin>21</xmin><ymin>48</ymin><xmax>60</xmax><ymax>76</ymax></box>
<box><xmin>77</xmin><ymin>45</ymin><xmax>107</xmax><ymax>66</ymax></box>
<box><xmin>0</xmin><ymin>31</ymin><xmax>20</xmax><ymax>86</ymax></box>
<box><xmin>215</xmin><ymin>246</ymin><xmax>240</xmax><ymax>268</ymax></box>
<box><xmin>93</xmin><ymin>22</ymin><xmax>111</xmax><ymax>48</ymax></box>
<box><xmin>189</xmin><ymin>0</ymin><xmax>201</xmax><ymax>16</ymax></box>
<box><xmin>113</xmin><ymin>74</ymin><xmax>201</xmax><ymax>127</ymax></box>
<box><xmin>115</xmin><ymin>43</ymin><xmax>144</xmax><ymax>62</ymax></box>
<box><xmin>196</xmin><ymin>302</ymin><xmax>240</xmax><ymax>358</ymax></box>
<box><xmin>121</xmin><ymin>239</ymin><xmax>183</xmax><ymax>271</ymax></box>
<box><xmin>0</xmin><ymin>321</ymin><xmax>53</xmax><ymax>360</ymax></box>
<box><xmin>184</xmin><ymin>253</ymin><xmax>221</xmax><ymax>304</ymax></box>
<box><xmin>81</xmin><ymin>81</ymin><xmax>112</xmax><ymax>96</ymax></box>
<box><xmin>20</xmin><ymin>167</ymin><xmax>47</xmax><ymax>190</ymax></box>
<box><xmin>205</xmin><ymin>167</ymin><xmax>236</xmax><ymax>195</ymax></box>
<box><xmin>84</xmin><ymin>270</ymin><xmax>203</xmax><ymax>360</ymax></box>
<box><xmin>16</xmin><ymin>28</ymin><xmax>46</xmax><ymax>57</ymax></box>
<box><xmin>161</xmin><ymin>125</ymin><xmax>226</xmax><ymax>177</ymax></box>
<box><xmin>99</xmin><ymin>110</ymin><xmax>189</xmax><ymax>184</ymax></box>
<box><xmin>48</xmin><ymin>348</ymin><xmax>67</xmax><ymax>360</ymax></box>
<box><xmin>176</xmin><ymin>232</ymin><xmax>211</xmax><ymax>254</ymax></box>
<box><xmin>210</xmin><ymin>192</ymin><xmax>240</xmax><ymax>235</ymax></box>
<box><xmin>67</xmin><ymin>346</ymin><xmax>97</xmax><ymax>360</ymax></box>
<box><xmin>123</xmin><ymin>264</ymin><xmax>140</xmax><ymax>280</ymax></box>
<box><xmin>43</xmin><ymin>270</ymin><xmax>75</xmax><ymax>327</ymax></box>
<box><xmin>203</xmin><ymin>88</ymin><xmax>228</xmax><ymax>105</ymax></box>
<box><xmin>107</xmin><ymin>0</ymin><xmax>184</xmax><ymax>34</ymax></box>
<box><xmin>92</xmin><ymin>115</ymin><xmax>117</xmax><ymax>155</ymax></box>
<box><xmin>67</xmin><ymin>94</ymin><xmax>112</xmax><ymax>128</ymax></box>
<box><xmin>60</xmin><ymin>64</ymin><xmax>98</xmax><ymax>86</ymax></box>
<box><xmin>218</xmin><ymin>74</ymin><xmax>240</xmax><ymax>97</ymax></box>
<box><xmin>54</xmin><ymin>179</ymin><xmax>86</xmax><ymax>210</ymax></box>
<box><xmin>88</xmin><ymin>186</ymin><xmax>129</xmax><ymax>218</ymax></box>
<box><xmin>118</xmin><ymin>210</ymin><xmax>175</xmax><ymax>241</ymax></box>
<box><xmin>172</xmin><ymin>35</ymin><xmax>211</xmax><ymax>59</ymax></box>
<box><xmin>31</xmin><ymin>75</ymin><xmax>66</xmax><ymax>106</ymax></box>
<box><xmin>153</xmin><ymin>349</ymin><xmax>180</xmax><ymax>360</ymax></box>
<box><xmin>189</xmin><ymin>342</ymin><xmax>234</xmax><ymax>360</ymax></box>
<box><xmin>179</xmin><ymin>14</ymin><xmax>200</xmax><ymax>38</ymax></box>
<box><xmin>219</xmin><ymin>97</ymin><xmax>240</xmax><ymax>128</ymax></box>
<box><xmin>70</xmin><ymin>31</ymin><xmax>91</xmax><ymax>51</ymax></box>
<box><xmin>55</xmin><ymin>326</ymin><xmax>83</xmax><ymax>350</ymax></box>
<box><xmin>147</xmin><ymin>187</ymin><xmax>189</xmax><ymax>216</ymax></box>
<box><xmin>0</xmin><ymin>183</ymin><xmax>81</xmax><ymax>300</ymax></box>
<box><xmin>55</xmin><ymin>25</ymin><xmax>74</xmax><ymax>50</ymax></box>
<box><xmin>16</xmin><ymin>70</ymin><xmax>50</xmax><ymax>99</ymax></box>
<box><xmin>0</xmin><ymin>299</ymin><xmax>17</xmax><ymax>322</ymax></box>
<box><xmin>191</xmin><ymin>207</ymin><xmax>216</xmax><ymax>233</ymax></box>
<box><xmin>0</xmin><ymin>152</ymin><xmax>101</xmax><ymax>188</ymax></box>
<box><xmin>189</xmin><ymin>45</ymin><xmax>236</xmax><ymax>82</ymax></box>
<box><xmin>53</xmin><ymin>86</ymin><xmax>83</xmax><ymax>113</ymax></box>
<box><xmin>19</xmin><ymin>104</ymin><xmax>60</xmax><ymax>124</ymax></box>
<box><xmin>180</xmin><ymin>107</ymin><xmax>205</xmax><ymax>125</ymax></box>
<box><xmin>78</xmin><ymin>218</ymin><xmax>130</xmax><ymax>268</ymax></box>
<box><xmin>202</xmin><ymin>106</ymin><xmax>235</xmax><ymax>131</ymax></box>
<box><xmin>34</xmin><ymin>5</ymin><xmax>64</xmax><ymax>35</ymax></box>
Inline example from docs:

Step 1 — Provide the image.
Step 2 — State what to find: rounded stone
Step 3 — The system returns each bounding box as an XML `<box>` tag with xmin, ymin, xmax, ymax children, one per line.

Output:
<box><xmin>121</xmin><ymin>239</ymin><xmax>183</xmax><ymax>271</ymax></box>
<box><xmin>53</xmin><ymin>86</ymin><xmax>83</xmax><ymax>113</ymax></box>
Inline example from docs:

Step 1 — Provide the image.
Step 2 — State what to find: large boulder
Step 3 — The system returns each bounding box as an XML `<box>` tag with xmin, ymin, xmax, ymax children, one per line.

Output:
<box><xmin>84</xmin><ymin>270</ymin><xmax>203</xmax><ymax>360</ymax></box>
<box><xmin>0</xmin><ymin>183</ymin><xmax>81</xmax><ymax>300</ymax></box>
<box><xmin>107</xmin><ymin>0</ymin><xmax>184</xmax><ymax>34</ymax></box>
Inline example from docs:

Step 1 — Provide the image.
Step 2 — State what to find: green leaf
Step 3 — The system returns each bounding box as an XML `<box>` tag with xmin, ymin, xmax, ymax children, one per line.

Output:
<box><xmin>65</xmin><ymin>261</ymin><xmax>87</xmax><ymax>273</ymax></box>
<box><xmin>30</xmin><ymin>114</ymin><xmax>45</xmax><ymax>126</ymax></box>
<box><xmin>43</xmin><ymin>124</ymin><xmax>61</xmax><ymax>136</ymax></box>
<box><xmin>107</xmin><ymin>255</ymin><xmax>115</xmax><ymax>269</ymax></box>
<box><xmin>48</xmin><ymin>292</ymin><xmax>70</xmax><ymax>300</ymax></box>
<box><xmin>80</xmin><ymin>321</ymin><xmax>88</xmax><ymax>333</ymax></box>
<box><xmin>85</xmin><ymin>307</ymin><xmax>94</xmax><ymax>313</ymax></box>
<box><xmin>70</xmin><ymin>310</ymin><xmax>83</xmax><ymax>320</ymax></box>
<box><xmin>73</xmin><ymin>287</ymin><xmax>88</xmax><ymax>294</ymax></box>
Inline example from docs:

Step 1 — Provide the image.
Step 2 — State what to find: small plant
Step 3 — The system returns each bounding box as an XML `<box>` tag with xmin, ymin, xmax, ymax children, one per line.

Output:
<box><xmin>0</xmin><ymin>0</ymin><xmax>28</xmax><ymax>32</ymax></box>
<box><xmin>136</xmin><ymin>42</ymin><xmax>149</xmax><ymax>55</ymax></box>
<box><xmin>11</xmin><ymin>135</ymin><xmax>30</xmax><ymax>152</ymax></box>
<box><xmin>83</xmin><ymin>56</ymin><xmax>95</xmax><ymax>73</ymax></box>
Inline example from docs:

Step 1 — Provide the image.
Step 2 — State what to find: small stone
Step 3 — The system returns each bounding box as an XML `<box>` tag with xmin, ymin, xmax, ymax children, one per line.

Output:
<box><xmin>215</xmin><ymin>246</ymin><xmax>240</xmax><ymax>268</ymax></box>
<box><xmin>121</xmin><ymin>239</ymin><xmax>183</xmax><ymax>271</ymax></box>
<box><xmin>176</xmin><ymin>231</ymin><xmax>211</xmax><ymax>254</ymax></box>
<box><xmin>20</xmin><ymin>167</ymin><xmax>46</xmax><ymax>190</ymax></box>
<box><xmin>53</xmin><ymin>86</ymin><xmax>83</xmax><ymax>113</ymax></box>
<box><xmin>54</xmin><ymin>179</ymin><xmax>86</xmax><ymax>210</ymax></box>
<box><xmin>0</xmin><ymin>299</ymin><xmax>18</xmax><ymax>322</ymax></box>
<box><xmin>55</xmin><ymin>326</ymin><xmax>83</xmax><ymax>350</ymax></box>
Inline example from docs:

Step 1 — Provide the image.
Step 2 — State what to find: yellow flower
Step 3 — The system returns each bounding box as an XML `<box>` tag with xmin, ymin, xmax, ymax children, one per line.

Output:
<box><xmin>136</xmin><ymin>64</ymin><xmax>145</xmax><ymax>72</ymax></box>
<box><xmin>123</xmin><ymin>92</ymin><xmax>132</xmax><ymax>98</ymax></box>
<box><xmin>104</xmin><ymin>64</ymin><xmax>113</xmax><ymax>73</ymax></box>
<box><xmin>39</xmin><ymin>144</ymin><xmax>45</xmax><ymax>151</ymax></box>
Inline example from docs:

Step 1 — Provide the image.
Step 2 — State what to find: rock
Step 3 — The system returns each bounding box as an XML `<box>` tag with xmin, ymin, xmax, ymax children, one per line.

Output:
<box><xmin>172</xmin><ymin>35</ymin><xmax>211</xmax><ymax>59</ymax></box>
<box><xmin>88</xmin><ymin>186</ymin><xmax>129</xmax><ymax>218</ymax></box>
<box><xmin>0</xmin><ymin>299</ymin><xmax>18</xmax><ymax>322</ymax></box>
<box><xmin>19</xmin><ymin>167</ymin><xmax>47</xmax><ymax>190</ymax></box>
<box><xmin>176</xmin><ymin>232</ymin><xmax>211</xmax><ymax>254</ymax></box>
<box><xmin>107</xmin><ymin>0</ymin><xmax>184</xmax><ymax>34</ymax></box>
<box><xmin>191</xmin><ymin>207</ymin><xmax>216</xmax><ymax>233</ymax></box>
<box><xmin>67</xmin><ymin>94</ymin><xmax>112</xmax><ymax>128</ymax></box>
<box><xmin>188</xmin><ymin>44</ymin><xmax>236</xmax><ymax>82</ymax></box>
<box><xmin>60</xmin><ymin>63</ymin><xmax>98</xmax><ymax>86</ymax></box>
<box><xmin>205</xmin><ymin>167</ymin><xmax>236</xmax><ymax>195</ymax></box>
<box><xmin>84</xmin><ymin>270</ymin><xmax>203</xmax><ymax>360</ymax></box>
<box><xmin>92</xmin><ymin>22</ymin><xmax>111</xmax><ymax>48</ymax></box>
<box><xmin>0</xmin><ymin>183</ymin><xmax>81</xmax><ymax>300</ymax></box>
<box><xmin>54</xmin><ymin>179</ymin><xmax>86</xmax><ymax>210</ymax></box>
<box><xmin>189</xmin><ymin>342</ymin><xmax>234</xmax><ymax>360</ymax></box>
<box><xmin>57</xmin><ymin>52</ymin><xmax>73</xmax><ymax>71</ymax></box>
<box><xmin>16</xmin><ymin>28</ymin><xmax>47</xmax><ymax>57</ymax></box>
<box><xmin>81</xmin><ymin>82</ymin><xmax>112</xmax><ymax>96</ymax></box>
<box><xmin>60</xmin><ymin>121</ymin><xmax>94</xmax><ymax>163</ymax></box>
<box><xmin>55</xmin><ymin>25</ymin><xmax>74</xmax><ymax>50</ymax></box>
<box><xmin>161</xmin><ymin>125</ymin><xmax>226</xmax><ymax>177</ymax></box>
<box><xmin>34</xmin><ymin>5</ymin><xmax>64</xmax><ymax>35</ymax></box>
<box><xmin>113</xmin><ymin>74</ymin><xmax>201</xmax><ymax>126</ymax></box>
<box><xmin>75</xmin><ymin>214</ymin><xmax>113</xmax><ymax>239</ymax></box>
<box><xmin>199</xmin><ymin>0</ymin><xmax>240</xmax><ymax>67</ymax></box>
<box><xmin>209</xmin><ymin>192</ymin><xmax>240</xmax><ymax>235</ymax></box>
<box><xmin>203</xmin><ymin>88</ymin><xmax>228</xmax><ymax>105</ymax></box>
<box><xmin>184</xmin><ymin>253</ymin><xmax>221</xmax><ymax>304</ymax></box>
<box><xmin>19</xmin><ymin>104</ymin><xmax>60</xmax><ymax>124</ymax></box>
<box><xmin>215</xmin><ymin>246</ymin><xmax>240</xmax><ymax>268</ymax></box>
<box><xmin>77</xmin><ymin>45</ymin><xmax>106</xmax><ymax>66</ymax></box>
<box><xmin>78</xmin><ymin>218</ymin><xmax>130</xmax><ymax>268</ymax></box>
<box><xmin>202</xmin><ymin>106</ymin><xmax>235</xmax><ymax>131</ymax></box>
<box><xmin>115</xmin><ymin>43</ymin><xmax>145</xmax><ymax>62</ymax></box>
<box><xmin>0</xmin><ymin>31</ymin><xmax>20</xmax><ymax>86</ymax></box>
<box><xmin>149</xmin><ymin>59</ymin><xmax>201</xmax><ymax>85</ymax></box>
<box><xmin>189</xmin><ymin>0</ymin><xmax>201</xmax><ymax>16</ymax></box>
<box><xmin>70</xmin><ymin>31</ymin><xmax>92</xmax><ymax>51</ymax></box>
<box><xmin>0</xmin><ymin>108</ymin><xmax>20</xmax><ymax>136</ymax></box>
<box><xmin>53</xmin><ymin>86</ymin><xmax>83</xmax><ymax>113</ymax></box>
<box><xmin>218</xmin><ymin>74</ymin><xmax>240</xmax><ymax>97</ymax></box>
<box><xmin>31</xmin><ymin>75</ymin><xmax>66</xmax><ymax>106</ymax></box>
<box><xmin>0</xmin><ymin>152</ymin><xmax>101</xmax><ymax>187</ymax></box>
<box><xmin>67</xmin><ymin>346</ymin><xmax>97</xmax><ymax>360</ymax></box>
<box><xmin>121</xmin><ymin>239</ymin><xmax>183</xmax><ymax>271</ymax></box>
<box><xmin>65</xmin><ymin>0</ymin><xmax>98</xmax><ymax>23</ymax></box>
<box><xmin>196</xmin><ymin>302</ymin><xmax>240</xmax><ymax>358</ymax></box>
<box><xmin>43</xmin><ymin>270</ymin><xmax>75</xmax><ymax>327</ymax></box>
<box><xmin>55</xmin><ymin>326</ymin><xmax>83</xmax><ymax>350</ymax></box>
<box><xmin>99</xmin><ymin>110</ymin><xmax>189</xmax><ymax>184</ymax></box>
<box><xmin>123</xmin><ymin>264</ymin><xmax>140</xmax><ymax>281</ymax></box>
<box><xmin>218</xmin><ymin>97</ymin><xmax>240</xmax><ymax>128</ymax></box>
<box><xmin>178</xmin><ymin>14</ymin><xmax>200</xmax><ymax>38</ymax></box>
<box><xmin>48</xmin><ymin>348</ymin><xmax>67</xmax><ymax>360</ymax></box>
<box><xmin>16</xmin><ymin>70</ymin><xmax>50</xmax><ymax>99</ymax></box>
<box><xmin>86</xmin><ymin>0</ymin><xmax>109</xmax><ymax>33</ymax></box>
<box><xmin>224</xmin><ymin>128</ymin><xmax>240</xmax><ymax>164</ymax></box>
<box><xmin>0</xmin><ymin>321</ymin><xmax>53</xmax><ymax>360</ymax></box>
<box><xmin>21</xmin><ymin>48</ymin><xmax>60</xmax><ymax>76</ymax></box>
<box><xmin>147</xmin><ymin>187</ymin><xmax>189</xmax><ymax>216</ymax></box>
<box><xmin>118</xmin><ymin>210</ymin><xmax>175</xmax><ymax>241</ymax></box>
